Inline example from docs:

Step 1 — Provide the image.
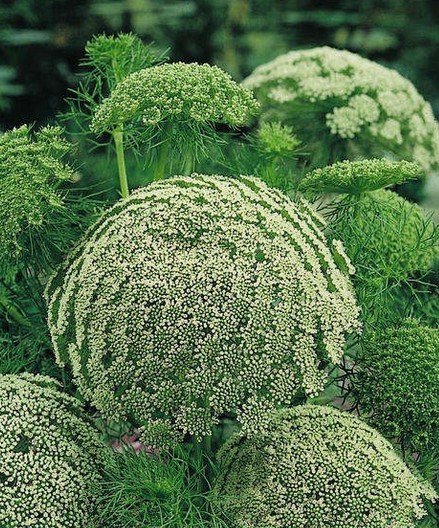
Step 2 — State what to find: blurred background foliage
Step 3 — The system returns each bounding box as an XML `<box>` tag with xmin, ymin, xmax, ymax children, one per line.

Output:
<box><xmin>1</xmin><ymin>0</ymin><xmax>439</xmax><ymax>130</ymax></box>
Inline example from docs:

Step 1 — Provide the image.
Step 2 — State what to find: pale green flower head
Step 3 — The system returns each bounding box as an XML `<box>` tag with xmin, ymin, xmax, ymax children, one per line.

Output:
<box><xmin>351</xmin><ymin>319</ymin><xmax>439</xmax><ymax>453</ymax></box>
<box><xmin>0</xmin><ymin>373</ymin><xmax>104</xmax><ymax>528</ymax></box>
<box><xmin>300</xmin><ymin>159</ymin><xmax>421</xmax><ymax>195</ymax></box>
<box><xmin>244</xmin><ymin>46</ymin><xmax>439</xmax><ymax>172</ymax></box>
<box><xmin>215</xmin><ymin>405</ymin><xmax>437</xmax><ymax>528</ymax></box>
<box><xmin>91</xmin><ymin>62</ymin><xmax>259</xmax><ymax>134</ymax></box>
<box><xmin>46</xmin><ymin>174</ymin><xmax>360</xmax><ymax>448</ymax></box>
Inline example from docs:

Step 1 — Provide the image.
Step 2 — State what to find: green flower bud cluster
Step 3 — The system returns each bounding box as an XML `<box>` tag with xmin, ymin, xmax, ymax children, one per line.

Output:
<box><xmin>300</xmin><ymin>159</ymin><xmax>420</xmax><ymax>194</ymax></box>
<box><xmin>254</xmin><ymin>122</ymin><xmax>300</xmax><ymax>156</ymax></box>
<box><xmin>351</xmin><ymin>319</ymin><xmax>439</xmax><ymax>453</ymax></box>
<box><xmin>91</xmin><ymin>62</ymin><xmax>259</xmax><ymax>133</ymax></box>
<box><xmin>83</xmin><ymin>33</ymin><xmax>163</xmax><ymax>88</ymax></box>
<box><xmin>243</xmin><ymin>47</ymin><xmax>439</xmax><ymax>172</ymax></box>
<box><xmin>0</xmin><ymin>125</ymin><xmax>72</xmax><ymax>262</ymax></box>
<box><xmin>0</xmin><ymin>373</ymin><xmax>104</xmax><ymax>528</ymax></box>
<box><xmin>46</xmin><ymin>174</ymin><xmax>359</xmax><ymax>447</ymax></box>
<box><xmin>215</xmin><ymin>405</ymin><xmax>436</xmax><ymax>528</ymax></box>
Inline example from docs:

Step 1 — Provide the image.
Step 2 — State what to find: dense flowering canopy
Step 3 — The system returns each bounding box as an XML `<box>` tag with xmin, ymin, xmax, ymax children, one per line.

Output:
<box><xmin>351</xmin><ymin>319</ymin><xmax>439</xmax><ymax>452</ymax></box>
<box><xmin>215</xmin><ymin>405</ymin><xmax>436</xmax><ymax>528</ymax></box>
<box><xmin>0</xmin><ymin>373</ymin><xmax>104</xmax><ymax>528</ymax></box>
<box><xmin>300</xmin><ymin>159</ymin><xmax>420</xmax><ymax>194</ymax></box>
<box><xmin>47</xmin><ymin>174</ymin><xmax>359</xmax><ymax>446</ymax></box>
<box><xmin>91</xmin><ymin>62</ymin><xmax>259</xmax><ymax>133</ymax></box>
<box><xmin>243</xmin><ymin>46</ymin><xmax>439</xmax><ymax>171</ymax></box>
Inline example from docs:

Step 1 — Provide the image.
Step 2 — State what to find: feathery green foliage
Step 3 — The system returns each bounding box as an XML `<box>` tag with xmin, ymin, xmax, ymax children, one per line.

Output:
<box><xmin>215</xmin><ymin>405</ymin><xmax>436</xmax><ymax>528</ymax></box>
<box><xmin>349</xmin><ymin>319</ymin><xmax>439</xmax><ymax>454</ymax></box>
<box><xmin>322</xmin><ymin>187</ymin><xmax>438</xmax><ymax>318</ymax></box>
<box><xmin>300</xmin><ymin>159</ymin><xmax>421</xmax><ymax>194</ymax></box>
<box><xmin>94</xmin><ymin>446</ymin><xmax>225</xmax><ymax>528</ymax></box>
<box><xmin>0</xmin><ymin>331</ymin><xmax>60</xmax><ymax>377</ymax></box>
<box><xmin>46</xmin><ymin>174</ymin><xmax>359</xmax><ymax>448</ymax></box>
<box><xmin>0</xmin><ymin>373</ymin><xmax>105</xmax><ymax>528</ymax></box>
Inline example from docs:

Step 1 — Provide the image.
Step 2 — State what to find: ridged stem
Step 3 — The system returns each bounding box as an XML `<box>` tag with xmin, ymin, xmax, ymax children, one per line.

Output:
<box><xmin>113</xmin><ymin>127</ymin><xmax>129</xmax><ymax>198</ymax></box>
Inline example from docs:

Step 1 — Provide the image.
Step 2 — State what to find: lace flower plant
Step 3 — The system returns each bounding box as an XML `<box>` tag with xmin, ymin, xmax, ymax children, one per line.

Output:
<box><xmin>243</xmin><ymin>46</ymin><xmax>439</xmax><ymax>171</ymax></box>
<box><xmin>0</xmin><ymin>373</ymin><xmax>104</xmax><ymax>528</ymax></box>
<box><xmin>300</xmin><ymin>160</ymin><xmax>439</xmax><ymax>316</ymax></box>
<box><xmin>46</xmin><ymin>174</ymin><xmax>360</xmax><ymax>447</ymax></box>
<box><xmin>215</xmin><ymin>405</ymin><xmax>437</xmax><ymax>528</ymax></box>
<box><xmin>0</xmin><ymin>125</ymin><xmax>72</xmax><ymax>265</ymax></box>
<box><xmin>91</xmin><ymin>62</ymin><xmax>259</xmax><ymax>184</ymax></box>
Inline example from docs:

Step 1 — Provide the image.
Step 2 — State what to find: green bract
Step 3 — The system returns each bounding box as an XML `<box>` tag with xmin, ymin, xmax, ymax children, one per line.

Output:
<box><xmin>91</xmin><ymin>62</ymin><xmax>259</xmax><ymax>133</ymax></box>
<box><xmin>300</xmin><ymin>159</ymin><xmax>420</xmax><ymax>194</ymax></box>
<box><xmin>243</xmin><ymin>46</ymin><xmax>439</xmax><ymax>171</ymax></box>
<box><xmin>0</xmin><ymin>373</ymin><xmax>104</xmax><ymax>528</ymax></box>
<box><xmin>0</xmin><ymin>125</ymin><xmax>72</xmax><ymax>263</ymax></box>
<box><xmin>351</xmin><ymin>319</ymin><xmax>439</xmax><ymax>453</ymax></box>
<box><xmin>47</xmin><ymin>174</ymin><xmax>360</xmax><ymax>447</ymax></box>
<box><xmin>215</xmin><ymin>405</ymin><xmax>436</xmax><ymax>528</ymax></box>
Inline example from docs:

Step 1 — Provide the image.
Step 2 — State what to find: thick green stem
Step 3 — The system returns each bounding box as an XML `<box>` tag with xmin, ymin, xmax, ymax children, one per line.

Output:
<box><xmin>113</xmin><ymin>127</ymin><xmax>129</xmax><ymax>198</ymax></box>
<box><xmin>0</xmin><ymin>294</ymin><xmax>31</xmax><ymax>329</ymax></box>
<box><xmin>154</xmin><ymin>136</ymin><xmax>170</xmax><ymax>181</ymax></box>
<box><xmin>183</xmin><ymin>149</ymin><xmax>194</xmax><ymax>176</ymax></box>
<box><xmin>154</xmin><ymin>123</ymin><xmax>174</xmax><ymax>181</ymax></box>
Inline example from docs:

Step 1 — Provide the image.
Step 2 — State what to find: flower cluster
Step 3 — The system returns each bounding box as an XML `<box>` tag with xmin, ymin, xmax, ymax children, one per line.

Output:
<box><xmin>91</xmin><ymin>62</ymin><xmax>259</xmax><ymax>133</ymax></box>
<box><xmin>215</xmin><ymin>405</ymin><xmax>436</xmax><ymax>528</ymax></box>
<box><xmin>0</xmin><ymin>125</ymin><xmax>72</xmax><ymax>262</ymax></box>
<box><xmin>351</xmin><ymin>319</ymin><xmax>439</xmax><ymax>452</ymax></box>
<box><xmin>300</xmin><ymin>159</ymin><xmax>420</xmax><ymax>194</ymax></box>
<box><xmin>0</xmin><ymin>373</ymin><xmax>104</xmax><ymax>528</ymax></box>
<box><xmin>243</xmin><ymin>46</ymin><xmax>439</xmax><ymax>171</ymax></box>
<box><xmin>47</xmin><ymin>174</ymin><xmax>360</xmax><ymax>447</ymax></box>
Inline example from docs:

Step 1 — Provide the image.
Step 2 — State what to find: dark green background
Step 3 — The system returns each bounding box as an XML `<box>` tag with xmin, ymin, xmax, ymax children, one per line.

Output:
<box><xmin>1</xmin><ymin>0</ymin><xmax>439</xmax><ymax>129</ymax></box>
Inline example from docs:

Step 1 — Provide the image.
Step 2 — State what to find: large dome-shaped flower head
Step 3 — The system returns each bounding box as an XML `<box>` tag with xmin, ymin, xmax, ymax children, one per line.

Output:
<box><xmin>215</xmin><ymin>405</ymin><xmax>436</xmax><ymax>528</ymax></box>
<box><xmin>243</xmin><ymin>46</ymin><xmax>439</xmax><ymax>172</ymax></box>
<box><xmin>0</xmin><ymin>373</ymin><xmax>104</xmax><ymax>528</ymax></box>
<box><xmin>47</xmin><ymin>174</ymin><xmax>360</xmax><ymax>447</ymax></box>
<box><xmin>350</xmin><ymin>319</ymin><xmax>439</xmax><ymax>453</ymax></box>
